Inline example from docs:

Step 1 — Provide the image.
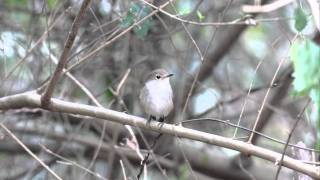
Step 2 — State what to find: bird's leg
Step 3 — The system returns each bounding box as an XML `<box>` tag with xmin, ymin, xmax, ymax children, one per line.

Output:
<box><xmin>147</xmin><ymin>115</ymin><xmax>156</xmax><ymax>126</ymax></box>
<box><xmin>159</xmin><ymin>116</ymin><xmax>165</xmax><ymax>122</ymax></box>
<box><xmin>158</xmin><ymin>116</ymin><xmax>165</xmax><ymax>129</ymax></box>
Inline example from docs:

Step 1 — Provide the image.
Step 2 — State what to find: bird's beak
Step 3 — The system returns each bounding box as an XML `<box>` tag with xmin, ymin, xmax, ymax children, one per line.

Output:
<box><xmin>164</xmin><ymin>73</ymin><xmax>173</xmax><ymax>79</ymax></box>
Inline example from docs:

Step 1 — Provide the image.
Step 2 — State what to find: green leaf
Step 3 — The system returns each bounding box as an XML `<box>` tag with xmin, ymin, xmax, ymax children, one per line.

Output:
<box><xmin>177</xmin><ymin>0</ymin><xmax>192</xmax><ymax>16</ymax></box>
<box><xmin>120</xmin><ymin>14</ymin><xmax>135</xmax><ymax>28</ymax></box>
<box><xmin>47</xmin><ymin>0</ymin><xmax>57</xmax><ymax>9</ymax></box>
<box><xmin>120</xmin><ymin>3</ymin><xmax>145</xmax><ymax>28</ymax></box>
<box><xmin>120</xmin><ymin>2</ymin><xmax>153</xmax><ymax>39</ymax></box>
<box><xmin>291</xmin><ymin>38</ymin><xmax>320</xmax><ymax>94</ymax></box>
<box><xmin>196</xmin><ymin>10</ymin><xmax>205</xmax><ymax>22</ymax></box>
<box><xmin>105</xmin><ymin>89</ymin><xmax>114</xmax><ymax>100</ymax></box>
<box><xmin>294</xmin><ymin>7</ymin><xmax>308</xmax><ymax>32</ymax></box>
<box><xmin>291</xmin><ymin>38</ymin><xmax>320</xmax><ymax>149</ymax></box>
<box><xmin>178</xmin><ymin>8</ymin><xmax>191</xmax><ymax>16</ymax></box>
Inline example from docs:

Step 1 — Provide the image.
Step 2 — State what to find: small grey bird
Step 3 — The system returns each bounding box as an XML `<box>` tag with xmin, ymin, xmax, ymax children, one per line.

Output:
<box><xmin>139</xmin><ymin>69</ymin><xmax>174</xmax><ymax>124</ymax></box>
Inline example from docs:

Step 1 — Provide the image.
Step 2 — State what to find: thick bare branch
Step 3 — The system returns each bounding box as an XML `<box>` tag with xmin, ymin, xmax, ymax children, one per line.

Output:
<box><xmin>0</xmin><ymin>91</ymin><xmax>319</xmax><ymax>179</ymax></box>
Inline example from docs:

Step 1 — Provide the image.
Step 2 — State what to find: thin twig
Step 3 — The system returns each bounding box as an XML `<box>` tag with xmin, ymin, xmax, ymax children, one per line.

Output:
<box><xmin>41</xmin><ymin>0</ymin><xmax>92</xmax><ymax>107</ymax></box>
<box><xmin>116</xmin><ymin>69</ymin><xmax>131</xmax><ymax>95</ymax></box>
<box><xmin>136</xmin><ymin>133</ymin><xmax>163</xmax><ymax>179</ymax></box>
<box><xmin>247</xmin><ymin>34</ymin><xmax>298</xmax><ymax>143</ymax></box>
<box><xmin>1</xmin><ymin>8</ymin><xmax>67</xmax><ymax>86</ymax></box>
<box><xmin>40</xmin><ymin>144</ymin><xmax>107</xmax><ymax>180</ymax></box>
<box><xmin>141</xmin><ymin>0</ymin><xmax>259</xmax><ymax>26</ymax></box>
<box><xmin>6</xmin><ymin>157</ymin><xmax>58</xmax><ymax>180</ymax></box>
<box><xmin>167</xmin><ymin>1</ymin><xmax>204</xmax><ymax>61</ymax></box>
<box><xmin>46</xmin><ymin>45</ymin><xmax>109</xmax><ymax>180</ymax></box>
<box><xmin>274</xmin><ymin>99</ymin><xmax>311</xmax><ymax>179</ymax></box>
<box><xmin>135</xmin><ymin>125</ymin><xmax>169</xmax><ymax>179</ymax></box>
<box><xmin>233</xmin><ymin>54</ymin><xmax>266</xmax><ymax>138</ymax></box>
<box><xmin>181</xmin><ymin>118</ymin><xmax>319</xmax><ymax>152</ymax></box>
<box><xmin>120</xmin><ymin>160</ymin><xmax>127</xmax><ymax>180</ymax></box>
<box><xmin>66</xmin><ymin>25</ymin><xmax>121</xmax><ymax>64</ymax></box>
<box><xmin>10</xmin><ymin>124</ymin><xmax>171</xmax><ymax>170</ymax></box>
<box><xmin>180</xmin><ymin>0</ymin><xmax>233</xmax><ymax>121</ymax></box>
<box><xmin>242</xmin><ymin>0</ymin><xmax>294</xmax><ymax>13</ymax></box>
<box><xmin>64</xmin><ymin>0</ymin><xmax>173</xmax><ymax>73</ymax></box>
<box><xmin>46</xmin><ymin>47</ymin><xmax>102</xmax><ymax>106</ymax></box>
<box><xmin>0</xmin><ymin>123</ymin><xmax>62</xmax><ymax>180</ymax></box>
<box><xmin>247</xmin><ymin>60</ymin><xmax>283</xmax><ymax>143</ymax></box>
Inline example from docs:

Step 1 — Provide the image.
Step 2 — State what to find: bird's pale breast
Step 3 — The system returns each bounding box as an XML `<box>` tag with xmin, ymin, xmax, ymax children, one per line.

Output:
<box><xmin>140</xmin><ymin>79</ymin><xmax>173</xmax><ymax>118</ymax></box>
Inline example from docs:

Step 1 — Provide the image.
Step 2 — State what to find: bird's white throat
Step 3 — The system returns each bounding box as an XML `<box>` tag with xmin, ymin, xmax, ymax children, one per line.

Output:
<box><xmin>145</xmin><ymin>79</ymin><xmax>172</xmax><ymax>99</ymax></box>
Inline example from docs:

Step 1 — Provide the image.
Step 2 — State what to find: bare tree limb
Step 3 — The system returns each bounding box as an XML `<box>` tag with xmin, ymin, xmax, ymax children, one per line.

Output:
<box><xmin>41</xmin><ymin>0</ymin><xmax>92</xmax><ymax>107</ymax></box>
<box><xmin>0</xmin><ymin>91</ymin><xmax>319</xmax><ymax>179</ymax></box>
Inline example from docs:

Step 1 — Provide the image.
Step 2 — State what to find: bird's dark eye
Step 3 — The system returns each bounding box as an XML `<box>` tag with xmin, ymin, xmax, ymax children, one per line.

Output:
<box><xmin>156</xmin><ymin>75</ymin><xmax>161</xmax><ymax>79</ymax></box>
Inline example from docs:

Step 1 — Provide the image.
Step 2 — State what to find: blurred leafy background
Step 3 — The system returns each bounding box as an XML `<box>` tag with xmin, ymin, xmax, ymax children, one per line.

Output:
<box><xmin>0</xmin><ymin>0</ymin><xmax>319</xmax><ymax>179</ymax></box>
